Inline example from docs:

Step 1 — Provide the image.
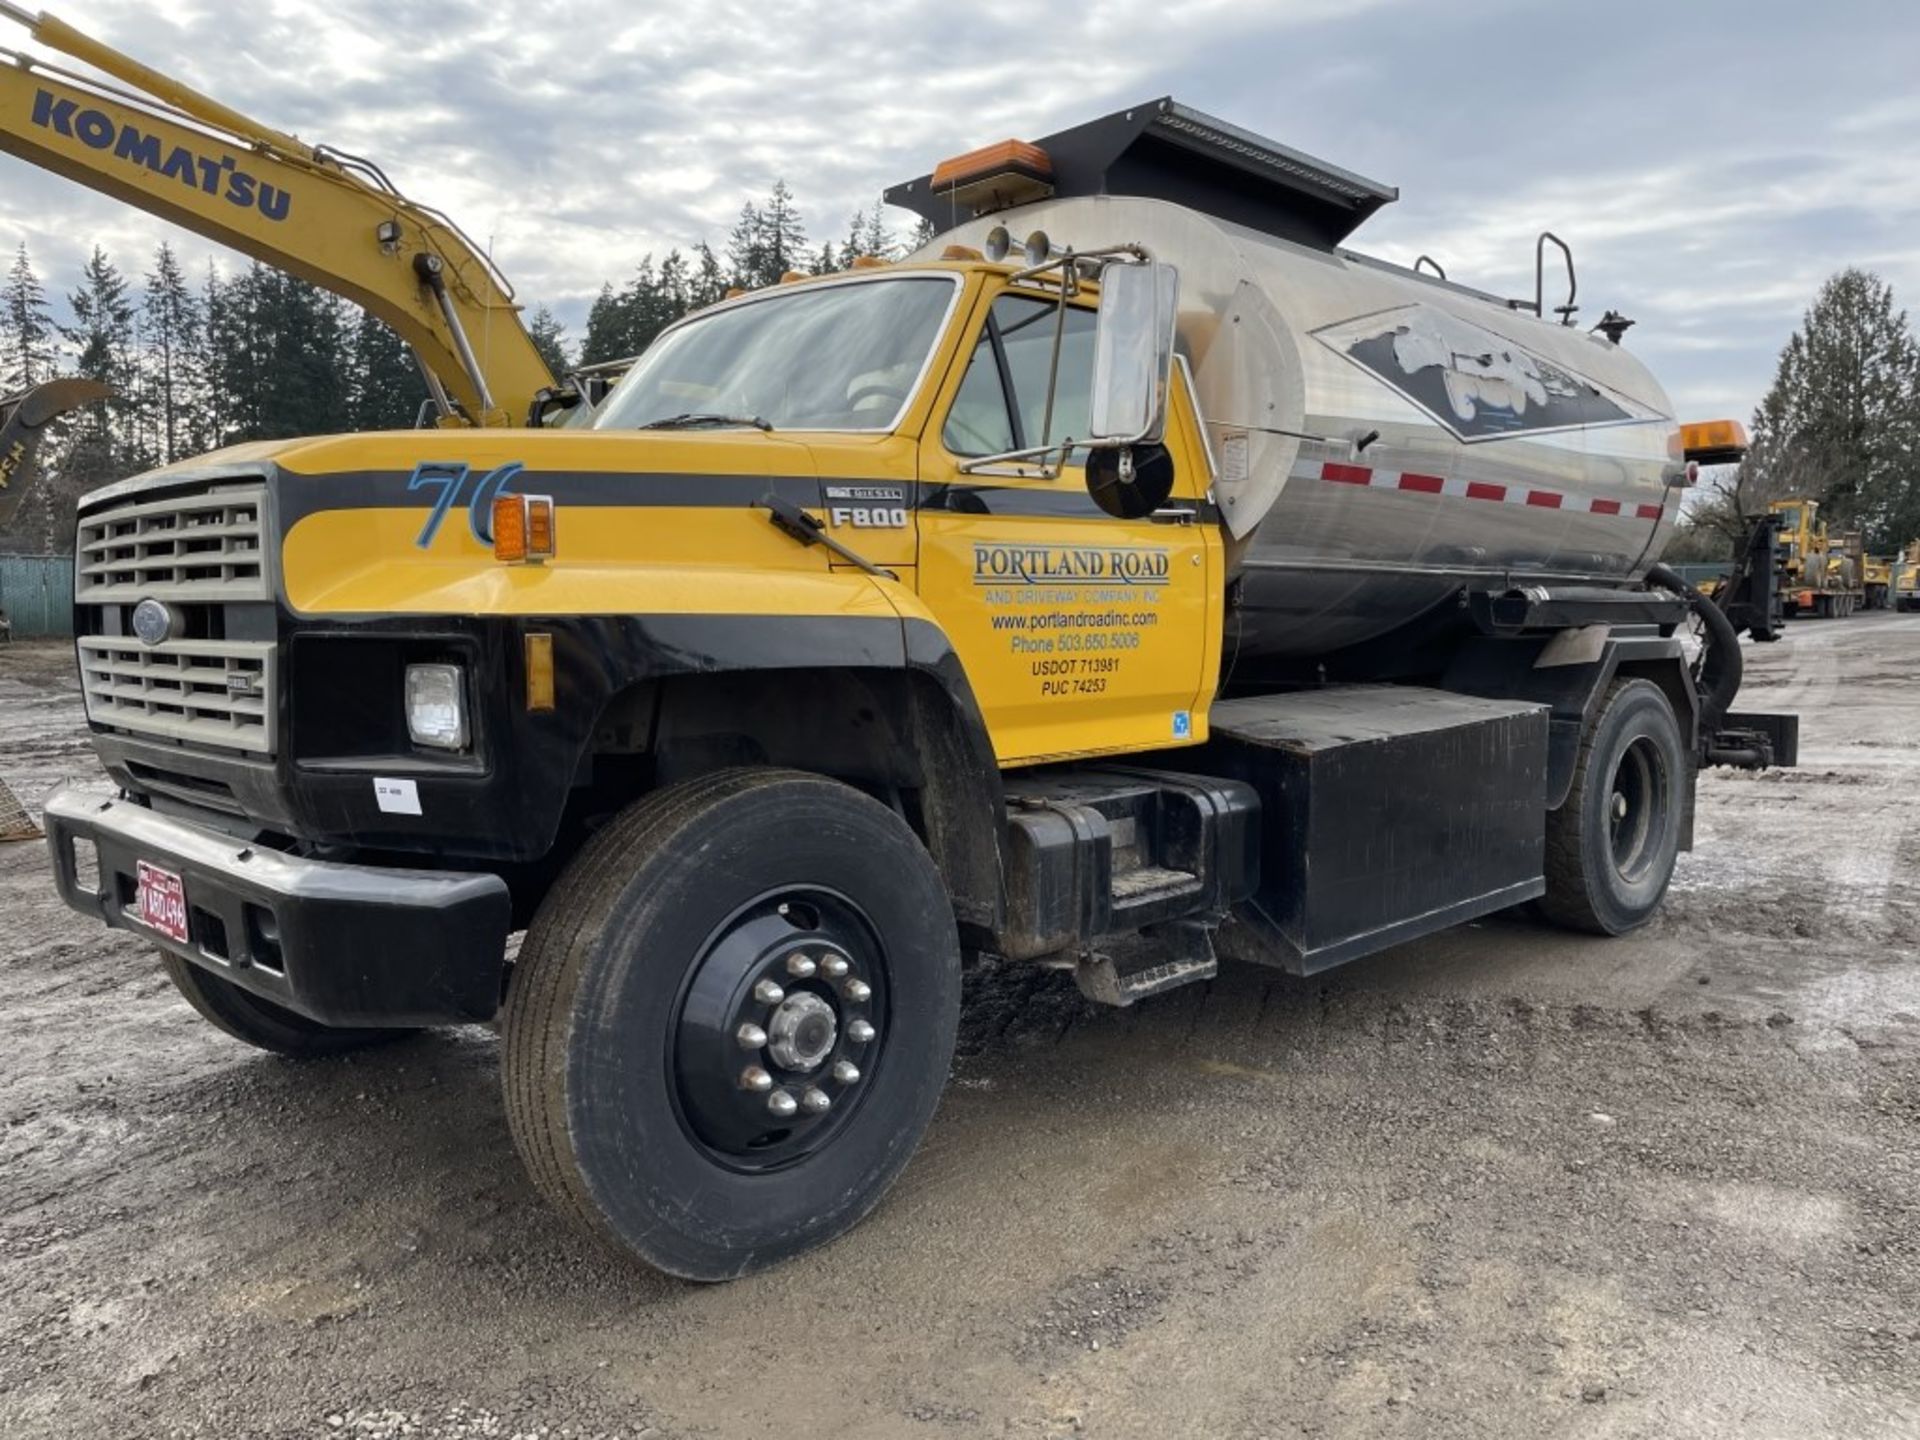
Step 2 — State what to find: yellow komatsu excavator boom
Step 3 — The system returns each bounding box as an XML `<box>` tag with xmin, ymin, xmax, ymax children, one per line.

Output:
<box><xmin>0</xmin><ymin>1</ymin><xmax>559</xmax><ymax>427</ymax></box>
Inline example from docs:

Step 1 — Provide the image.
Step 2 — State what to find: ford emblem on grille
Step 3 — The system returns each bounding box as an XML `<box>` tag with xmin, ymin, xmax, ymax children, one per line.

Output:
<box><xmin>130</xmin><ymin>598</ymin><xmax>176</xmax><ymax>646</ymax></box>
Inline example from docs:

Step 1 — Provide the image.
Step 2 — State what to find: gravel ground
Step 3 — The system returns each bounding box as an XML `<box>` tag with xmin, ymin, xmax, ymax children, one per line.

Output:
<box><xmin>2</xmin><ymin>618</ymin><xmax>1917</xmax><ymax>1440</ymax></box>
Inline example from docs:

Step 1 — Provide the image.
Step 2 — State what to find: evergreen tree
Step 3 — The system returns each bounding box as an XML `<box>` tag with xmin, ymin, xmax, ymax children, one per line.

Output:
<box><xmin>346</xmin><ymin>308</ymin><xmax>425</xmax><ymax>430</ymax></box>
<box><xmin>209</xmin><ymin>264</ymin><xmax>351</xmax><ymax>442</ymax></box>
<box><xmin>528</xmin><ymin>305</ymin><xmax>571</xmax><ymax>378</ymax></box>
<box><xmin>200</xmin><ymin>263</ymin><xmax>235</xmax><ymax>446</ymax></box>
<box><xmin>860</xmin><ymin>206</ymin><xmax>891</xmax><ymax>260</ymax></box>
<box><xmin>725</xmin><ymin>200</ymin><xmax>765</xmax><ymax>290</ymax></box>
<box><xmin>836</xmin><ymin>205</ymin><xmax>896</xmax><ymax>268</ymax></box>
<box><xmin>0</xmin><ymin>244</ymin><xmax>62</xmax><ymax>548</ymax></box>
<box><xmin>1</xmin><ymin>243</ymin><xmax>58</xmax><ymax>392</ymax></box>
<box><xmin>1736</xmin><ymin>268</ymin><xmax>1920</xmax><ymax>548</ymax></box>
<box><xmin>581</xmin><ymin>283</ymin><xmax>617</xmax><ymax>366</ymax></box>
<box><xmin>727</xmin><ymin>183</ymin><xmax>807</xmax><ymax>288</ymax></box>
<box><xmin>840</xmin><ymin>207</ymin><xmax>873</xmax><ymax>267</ymax></box>
<box><xmin>911</xmin><ymin>216</ymin><xmax>938</xmax><ymax>251</ymax></box>
<box><xmin>656</xmin><ymin>250</ymin><xmax>691</xmax><ymax>323</ymax></box>
<box><xmin>61</xmin><ymin>246</ymin><xmax>144</xmax><ymax>486</ymax></box>
<box><xmin>141</xmin><ymin>242</ymin><xmax>206</xmax><ymax>464</ymax></box>
<box><xmin>760</xmin><ymin>180</ymin><xmax>806</xmax><ymax>280</ymax></box>
<box><xmin>690</xmin><ymin>242</ymin><xmax>727</xmax><ymax>309</ymax></box>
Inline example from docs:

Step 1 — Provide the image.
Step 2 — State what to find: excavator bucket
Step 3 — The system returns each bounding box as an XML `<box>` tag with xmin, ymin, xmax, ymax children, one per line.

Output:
<box><xmin>0</xmin><ymin>377</ymin><xmax>112</xmax><ymax>531</ymax></box>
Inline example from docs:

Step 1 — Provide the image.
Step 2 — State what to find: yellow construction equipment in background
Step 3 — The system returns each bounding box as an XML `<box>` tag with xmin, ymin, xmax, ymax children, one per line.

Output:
<box><xmin>1895</xmin><ymin>540</ymin><xmax>1920</xmax><ymax>612</ymax></box>
<box><xmin>0</xmin><ymin>2</ymin><xmax>569</xmax><ymax>427</ymax></box>
<box><xmin>1771</xmin><ymin>497</ymin><xmax>1866</xmax><ymax>618</ymax></box>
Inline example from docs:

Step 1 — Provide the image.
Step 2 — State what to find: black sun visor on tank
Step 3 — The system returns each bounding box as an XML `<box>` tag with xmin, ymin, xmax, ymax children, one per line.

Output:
<box><xmin>886</xmin><ymin>97</ymin><xmax>1398</xmax><ymax>251</ymax></box>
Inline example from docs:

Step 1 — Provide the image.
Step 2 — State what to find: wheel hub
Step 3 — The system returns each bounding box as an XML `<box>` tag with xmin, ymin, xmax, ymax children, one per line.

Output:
<box><xmin>767</xmin><ymin>991</ymin><xmax>837</xmax><ymax>1071</ymax></box>
<box><xmin>1607</xmin><ymin>735</ymin><xmax>1667</xmax><ymax>882</ymax></box>
<box><xmin>670</xmin><ymin>891</ymin><xmax>884</xmax><ymax>1170</ymax></box>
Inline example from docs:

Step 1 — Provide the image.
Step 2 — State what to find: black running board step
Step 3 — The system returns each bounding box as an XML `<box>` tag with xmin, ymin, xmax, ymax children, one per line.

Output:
<box><xmin>998</xmin><ymin>768</ymin><xmax>1259</xmax><ymax>962</ymax></box>
<box><xmin>1075</xmin><ymin>920</ymin><xmax>1218</xmax><ymax>1007</ymax></box>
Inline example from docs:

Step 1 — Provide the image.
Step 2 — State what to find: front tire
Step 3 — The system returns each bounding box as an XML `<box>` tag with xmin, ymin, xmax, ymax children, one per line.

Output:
<box><xmin>1541</xmin><ymin>679</ymin><xmax>1687</xmax><ymax>935</ymax></box>
<box><xmin>159</xmin><ymin>951</ymin><xmax>417</xmax><ymax>1057</ymax></box>
<box><xmin>501</xmin><ymin>768</ymin><xmax>962</xmax><ymax>1281</ymax></box>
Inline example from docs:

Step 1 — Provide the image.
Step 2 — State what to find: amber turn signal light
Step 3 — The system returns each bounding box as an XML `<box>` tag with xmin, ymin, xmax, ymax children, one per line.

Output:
<box><xmin>492</xmin><ymin>493</ymin><xmax>556</xmax><ymax>564</ymax></box>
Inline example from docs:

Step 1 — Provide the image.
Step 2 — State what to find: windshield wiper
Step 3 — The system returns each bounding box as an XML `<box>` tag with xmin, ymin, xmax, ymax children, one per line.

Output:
<box><xmin>638</xmin><ymin>411</ymin><xmax>773</xmax><ymax>432</ymax></box>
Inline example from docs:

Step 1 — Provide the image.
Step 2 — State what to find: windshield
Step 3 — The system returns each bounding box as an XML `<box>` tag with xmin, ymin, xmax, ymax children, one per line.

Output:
<box><xmin>593</xmin><ymin>276</ymin><xmax>959</xmax><ymax>433</ymax></box>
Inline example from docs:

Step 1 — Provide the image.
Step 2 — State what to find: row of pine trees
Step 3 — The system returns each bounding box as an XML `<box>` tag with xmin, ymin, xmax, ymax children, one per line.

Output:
<box><xmin>0</xmin><ymin>185</ymin><xmax>930</xmax><ymax>551</ymax></box>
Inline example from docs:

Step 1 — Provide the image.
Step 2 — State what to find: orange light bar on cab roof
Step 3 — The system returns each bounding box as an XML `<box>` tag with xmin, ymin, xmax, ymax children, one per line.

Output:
<box><xmin>1679</xmin><ymin>418</ymin><xmax>1750</xmax><ymax>465</ymax></box>
<box><xmin>931</xmin><ymin>138</ymin><xmax>1053</xmax><ymax>192</ymax></box>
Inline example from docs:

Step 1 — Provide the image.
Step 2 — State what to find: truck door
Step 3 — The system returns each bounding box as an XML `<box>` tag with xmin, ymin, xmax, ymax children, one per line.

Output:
<box><xmin>916</xmin><ymin>288</ymin><xmax>1214</xmax><ymax>765</ymax></box>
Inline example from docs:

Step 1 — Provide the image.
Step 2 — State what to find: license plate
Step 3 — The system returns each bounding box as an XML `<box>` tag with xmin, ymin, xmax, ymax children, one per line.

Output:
<box><xmin>136</xmin><ymin>860</ymin><xmax>190</xmax><ymax>943</ymax></box>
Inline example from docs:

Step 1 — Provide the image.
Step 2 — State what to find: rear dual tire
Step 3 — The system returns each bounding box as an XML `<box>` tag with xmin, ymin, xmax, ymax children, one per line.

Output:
<box><xmin>501</xmin><ymin>768</ymin><xmax>962</xmax><ymax>1281</ymax></box>
<box><xmin>1541</xmin><ymin>679</ymin><xmax>1686</xmax><ymax>936</ymax></box>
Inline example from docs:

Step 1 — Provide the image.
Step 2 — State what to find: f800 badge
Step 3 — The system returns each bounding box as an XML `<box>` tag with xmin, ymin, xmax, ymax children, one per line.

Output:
<box><xmin>825</xmin><ymin>484</ymin><xmax>907</xmax><ymax>529</ymax></box>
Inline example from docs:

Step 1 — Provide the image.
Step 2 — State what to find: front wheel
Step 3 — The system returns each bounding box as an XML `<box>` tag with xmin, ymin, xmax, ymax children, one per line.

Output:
<box><xmin>159</xmin><ymin>951</ymin><xmax>417</xmax><ymax>1057</ymax></box>
<box><xmin>1540</xmin><ymin>678</ymin><xmax>1687</xmax><ymax>935</ymax></box>
<box><xmin>501</xmin><ymin>768</ymin><xmax>962</xmax><ymax>1281</ymax></box>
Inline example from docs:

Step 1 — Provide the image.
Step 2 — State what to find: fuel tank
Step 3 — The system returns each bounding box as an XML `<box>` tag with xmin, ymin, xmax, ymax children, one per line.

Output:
<box><xmin>932</xmin><ymin>195</ymin><xmax>1683</xmax><ymax>660</ymax></box>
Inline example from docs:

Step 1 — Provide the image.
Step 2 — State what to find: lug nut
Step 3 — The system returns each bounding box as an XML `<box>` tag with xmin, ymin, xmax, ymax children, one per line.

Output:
<box><xmin>767</xmin><ymin>1089</ymin><xmax>799</xmax><ymax>1118</ymax></box>
<box><xmin>752</xmin><ymin>979</ymin><xmax>785</xmax><ymax>1006</ymax></box>
<box><xmin>801</xmin><ymin>1088</ymin><xmax>832</xmax><ymax>1114</ymax></box>
<box><xmin>736</xmin><ymin>1022</ymin><xmax>768</xmax><ymax>1050</ymax></box>
<box><xmin>786</xmin><ymin>952</ymin><xmax>817</xmax><ymax>978</ymax></box>
<box><xmin>832</xmin><ymin>1060</ymin><xmax>861</xmax><ymax>1085</ymax></box>
<box><xmin>820</xmin><ymin>954</ymin><xmax>850</xmax><ymax>979</ymax></box>
<box><xmin>740</xmin><ymin>1065</ymin><xmax>773</xmax><ymax>1093</ymax></box>
<box><xmin>847</xmin><ymin>1019</ymin><xmax>876</xmax><ymax>1044</ymax></box>
<box><xmin>842</xmin><ymin>978</ymin><xmax>872</xmax><ymax>1003</ymax></box>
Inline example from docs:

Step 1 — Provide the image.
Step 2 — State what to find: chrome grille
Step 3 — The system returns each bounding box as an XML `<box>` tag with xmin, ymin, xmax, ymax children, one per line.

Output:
<box><xmin>77</xmin><ymin>637</ymin><xmax>276</xmax><ymax>755</ymax></box>
<box><xmin>76</xmin><ymin>483</ymin><xmax>269</xmax><ymax>603</ymax></box>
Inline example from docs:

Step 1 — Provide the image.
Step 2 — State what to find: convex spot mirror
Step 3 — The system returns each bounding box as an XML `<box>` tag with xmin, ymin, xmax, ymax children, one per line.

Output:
<box><xmin>1089</xmin><ymin>260</ymin><xmax>1179</xmax><ymax>446</ymax></box>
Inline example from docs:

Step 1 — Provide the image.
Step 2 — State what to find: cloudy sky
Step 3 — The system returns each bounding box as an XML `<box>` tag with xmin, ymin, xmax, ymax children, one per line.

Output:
<box><xmin>3</xmin><ymin>0</ymin><xmax>1916</xmax><ymax>422</ymax></box>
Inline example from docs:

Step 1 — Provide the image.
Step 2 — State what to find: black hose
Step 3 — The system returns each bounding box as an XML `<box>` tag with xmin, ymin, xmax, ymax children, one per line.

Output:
<box><xmin>1646</xmin><ymin>563</ymin><xmax>1742</xmax><ymax>730</ymax></box>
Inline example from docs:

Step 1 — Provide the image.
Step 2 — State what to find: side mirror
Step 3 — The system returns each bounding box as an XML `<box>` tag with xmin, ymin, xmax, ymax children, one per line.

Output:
<box><xmin>1089</xmin><ymin>261</ymin><xmax>1179</xmax><ymax>445</ymax></box>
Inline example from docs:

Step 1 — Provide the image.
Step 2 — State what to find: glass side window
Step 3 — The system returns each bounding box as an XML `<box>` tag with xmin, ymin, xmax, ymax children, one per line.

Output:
<box><xmin>941</xmin><ymin>295</ymin><xmax>1097</xmax><ymax>458</ymax></box>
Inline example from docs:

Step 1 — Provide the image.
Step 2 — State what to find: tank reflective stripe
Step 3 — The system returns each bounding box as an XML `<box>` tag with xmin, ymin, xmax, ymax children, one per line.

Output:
<box><xmin>1304</xmin><ymin>460</ymin><xmax>1660</xmax><ymax>519</ymax></box>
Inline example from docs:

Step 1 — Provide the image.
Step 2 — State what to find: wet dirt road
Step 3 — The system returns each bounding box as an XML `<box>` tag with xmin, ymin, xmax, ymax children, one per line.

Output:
<box><xmin>2</xmin><ymin>619</ymin><xmax>1917</xmax><ymax>1440</ymax></box>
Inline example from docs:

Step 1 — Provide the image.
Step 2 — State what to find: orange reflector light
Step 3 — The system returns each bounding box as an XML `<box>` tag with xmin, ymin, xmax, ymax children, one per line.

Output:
<box><xmin>849</xmin><ymin>254</ymin><xmax>890</xmax><ymax>269</ymax></box>
<box><xmin>492</xmin><ymin>492</ymin><xmax>526</xmax><ymax>562</ymax></box>
<box><xmin>525</xmin><ymin>632</ymin><xmax>555</xmax><ymax>713</ymax></box>
<box><xmin>1679</xmin><ymin>418</ymin><xmax>1749</xmax><ymax>464</ymax></box>
<box><xmin>779</xmin><ymin>270</ymin><xmax>806</xmax><ymax>284</ymax></box>
<box><xmin>526</xmin><ymin>495</ymin><xmax>555</xmax><ymax>557</ymax></box>
<box><xmin>930</xmin><ymin>138</ymin><xmax>1055</xmax><ymax>217</ymax></box>
<box><xmin>493</xmin><ymin>493</ymin><xmax>556</xmax><ymax>564</ymax></box>
<box><xmin>724</xmin><ymin>286</ymin><xmax>746</xmax><ymax>300</ymax></box>
<box><xmin>932</xmin><ymin>138</ymin><xmax>1053</xmax><ymax>191</ymax></box>
<box><xmin>941</xmin><ymin>244</ymin><xmax>984</xmax><ymax>262</ymax></box>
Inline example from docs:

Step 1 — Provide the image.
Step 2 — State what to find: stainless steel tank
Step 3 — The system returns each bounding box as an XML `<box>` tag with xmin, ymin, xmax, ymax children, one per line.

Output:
<box><xmin>930</xmin><ymin>195</ymin><xmax>1683</xmax><ymax>659</ymax></box>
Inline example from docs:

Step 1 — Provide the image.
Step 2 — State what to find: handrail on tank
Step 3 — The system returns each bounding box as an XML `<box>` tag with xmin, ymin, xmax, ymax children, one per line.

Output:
<box><xmin>1536</xmin><ymin>232</ymin><xmax>1577</xmax><ymax>325</ymax></box>
<box><xmin>1504</xmin><ymin>232</ymin><xmax>1578</xmax><ymax>325</ymax></box>
<box><xmin>1413</xmin><ymin>254</ymin><xmax>1447</xmax><ymax>281</ymax></box>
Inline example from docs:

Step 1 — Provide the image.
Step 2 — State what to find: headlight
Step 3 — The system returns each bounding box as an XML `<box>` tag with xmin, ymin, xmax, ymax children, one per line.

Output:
<box><xmin>405</xmin><ymin>663</ymin><xmax>468</xmax><ymax>750</ymax></box>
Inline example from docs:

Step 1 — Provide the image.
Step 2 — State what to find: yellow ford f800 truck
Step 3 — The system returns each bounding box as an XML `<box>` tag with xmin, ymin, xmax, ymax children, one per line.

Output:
<box><xmin>40</xmin><ymin>98</ymin><xmax>1795</xmax><ymax>1279</ymax></box>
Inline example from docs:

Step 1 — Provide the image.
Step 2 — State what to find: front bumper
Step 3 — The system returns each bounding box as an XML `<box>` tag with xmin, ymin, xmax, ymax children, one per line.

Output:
<box><xmin>44</xmin><ymin>786</ymin><xmax>513</xmax><ymax>1027</ymax></box>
